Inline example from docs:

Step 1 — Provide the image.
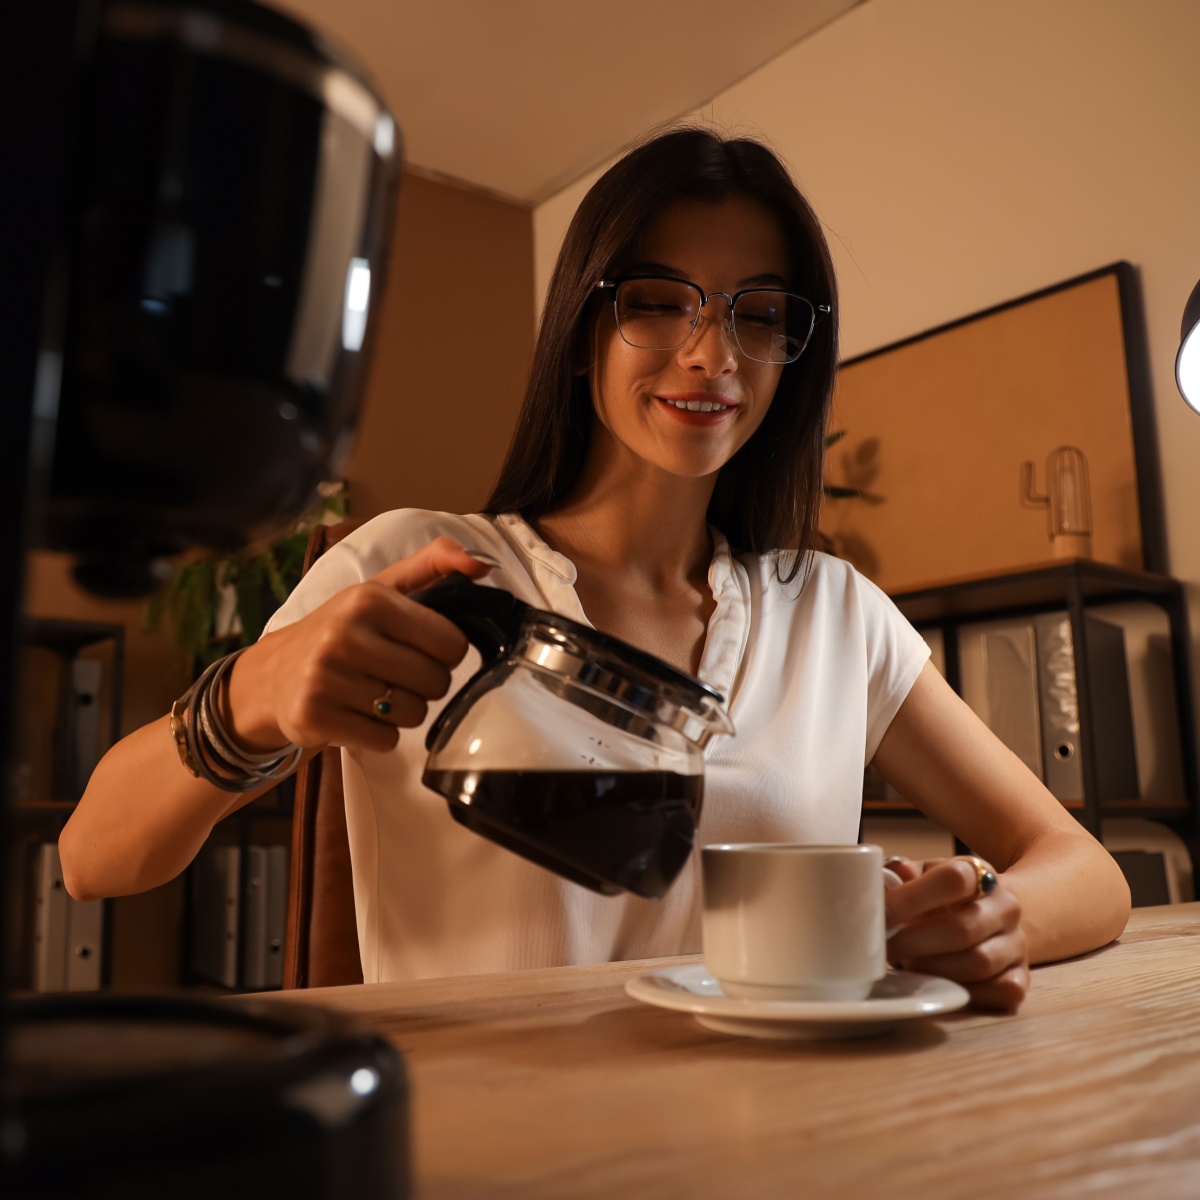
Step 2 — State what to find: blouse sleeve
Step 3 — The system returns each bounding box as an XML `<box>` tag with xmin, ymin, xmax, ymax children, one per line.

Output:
<box><xmin>856</xmin><ymin>572</ymin><xmax>932</xmax><ymax>763</ymax></box>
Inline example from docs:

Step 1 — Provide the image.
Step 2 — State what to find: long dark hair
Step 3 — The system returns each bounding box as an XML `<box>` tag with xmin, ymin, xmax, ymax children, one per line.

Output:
<box><xmin>484</xmin><ymin>127</ymin><xmax>838</xmax><ymax>578</ymax></box>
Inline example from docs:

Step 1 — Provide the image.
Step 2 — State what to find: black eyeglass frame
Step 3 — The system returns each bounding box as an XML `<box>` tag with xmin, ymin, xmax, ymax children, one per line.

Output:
<box><xmin>595</xmin><ymin>276</ymin><xmax>832</xmax><ymax>364</ymax></box>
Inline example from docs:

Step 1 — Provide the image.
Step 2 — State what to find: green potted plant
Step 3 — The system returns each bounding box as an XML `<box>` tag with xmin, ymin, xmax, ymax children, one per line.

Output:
<box><xmin>145</xmin><ymin>482</ymin><xmax>347</xmax><ymax>669</ymax></box>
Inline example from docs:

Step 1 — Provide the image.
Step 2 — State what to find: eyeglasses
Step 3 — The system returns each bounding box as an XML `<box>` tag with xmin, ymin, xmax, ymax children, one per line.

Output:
<box><xmin>596</xmin><ymin>276</ymin><xmax>830</xmax><ymax>365</ymax></box>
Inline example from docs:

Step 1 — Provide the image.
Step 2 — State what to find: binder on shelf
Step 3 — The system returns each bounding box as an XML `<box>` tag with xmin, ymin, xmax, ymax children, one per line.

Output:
<box><xmin>51</xmin><ymin>656</ymin><xmax>104</xmax><ymax>800</ymax></box>
<box><xmin>33</xmin><ymin>842</ymin><xmax>105</xmax><ymax>992</ymax></box>
<box><xmin>959</xmin><ymin>612</ymin><xmax>1139</xmax><ymax>803</ymax></box>
<box><xmin>33</xmin><ymin>843</ymin><xmax>68</xmax><ymax>992</ymax></box>
<box><xmin>191</xmin><ymin>841</ymin><xmax>289</xmax><ymax>990</ymax></box>
<box><xmin>69</xmin><ymin>657</ymin><xmax>104</xmax><ymax>798</ymax></box>
<box><xmin>264</xmin><ymin>845</ymin><xmax>288</xmax><ymax>990</ymax></box>
<box><xmin>65</xmin><ymin>887</ymin><xmax>104</xmax><ymax>991</ymax></box>
<box><xmin>242</xmin><ymin>846</ymin><xmax>268</xmax><ymax>991</ymax></box>
<box><xmin>190</xmin><ymin>844</ymin><xmax>241</xmax><ymax>988</ymax></box>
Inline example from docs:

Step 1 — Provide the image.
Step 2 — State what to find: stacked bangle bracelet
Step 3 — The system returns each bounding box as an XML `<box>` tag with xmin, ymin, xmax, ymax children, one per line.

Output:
<box><xmin>170</xmin><ymin>648</ymin><xmax>302</xmax><ymax>792</ymax></box>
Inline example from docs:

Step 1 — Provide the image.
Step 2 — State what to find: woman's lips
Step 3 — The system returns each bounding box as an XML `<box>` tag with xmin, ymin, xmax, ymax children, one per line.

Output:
<box><xmin>654</xmin><ymin>393</ymin><xmax>737</xmax><ymax>425</ymax></box>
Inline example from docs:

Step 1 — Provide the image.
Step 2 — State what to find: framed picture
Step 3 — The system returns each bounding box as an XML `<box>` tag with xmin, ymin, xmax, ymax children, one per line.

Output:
<box><xmin>826</xmin><ymin>262</ymin><xmax>1165</xmax><ymax>595</ymax></box>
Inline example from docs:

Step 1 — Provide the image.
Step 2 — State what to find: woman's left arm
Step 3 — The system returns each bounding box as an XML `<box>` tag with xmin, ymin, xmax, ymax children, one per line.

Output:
<box><xmin>872</xmin><ymin>661</ymin><xmax>1131</xmax><ymax>1008</ymax></box>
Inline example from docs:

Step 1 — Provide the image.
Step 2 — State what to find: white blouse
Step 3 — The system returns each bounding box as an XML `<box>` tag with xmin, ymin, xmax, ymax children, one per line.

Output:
<box><xmin>264</xmin><ymin>510</ymin><xmax>930</xmax><ymax>983</ymax></box>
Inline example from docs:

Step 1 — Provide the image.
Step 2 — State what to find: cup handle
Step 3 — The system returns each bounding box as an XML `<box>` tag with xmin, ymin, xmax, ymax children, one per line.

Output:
<box><xmin>883</xmin><ymin>866</ymin><xmax>903</xmax><ymax>940</ymax></box>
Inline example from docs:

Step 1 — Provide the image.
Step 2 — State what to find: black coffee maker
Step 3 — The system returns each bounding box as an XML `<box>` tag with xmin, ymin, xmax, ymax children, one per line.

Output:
<box><xmin>3</xmin><ymin>2</ymin><xmax>407</xmax><ymax>1195</ymax></box>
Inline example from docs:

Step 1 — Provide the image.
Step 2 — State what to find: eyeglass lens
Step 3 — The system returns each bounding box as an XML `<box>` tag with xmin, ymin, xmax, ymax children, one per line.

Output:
<box><xmin>613</xmin><ymin>278</ymin><xmax>814</xmax><ymax>364</ymax></box>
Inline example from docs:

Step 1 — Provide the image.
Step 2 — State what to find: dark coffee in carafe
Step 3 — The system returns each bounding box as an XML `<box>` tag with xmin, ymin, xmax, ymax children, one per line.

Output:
<box><xmin>411</xmin><ymin>574</ymin><xmax>734</xmax><ymax>899</ymax></box>
<box><xmin>422</xmin><ymin>768</ymin><xmax>704</xmax><ymax>899</ymax></box>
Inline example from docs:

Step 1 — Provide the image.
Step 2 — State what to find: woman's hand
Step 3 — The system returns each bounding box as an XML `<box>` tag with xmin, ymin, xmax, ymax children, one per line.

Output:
<box><xmin>226</xmin><ymin>536</ymin><xmax>492</xmax><ymax>755</ymax></box>
<box><xmin>884</xmin><ymin>855</ymin><xmax>1030</xmax><ymax>1012</ymax></box>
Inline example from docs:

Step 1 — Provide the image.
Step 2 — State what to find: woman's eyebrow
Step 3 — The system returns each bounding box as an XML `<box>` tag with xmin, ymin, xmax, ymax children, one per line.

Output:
<box><xmin>623</xmin><ymin>262</ymin><xmax>791</xmax><ymax>290</ymax></box>
<box><xmin>624</xmin><ymin>260</ymin><xmax>686</xmax><ymax>278</ymax></box>
<box><xmin>739</xmin><ymin>271</ymin><xmax>790</xmax><ymax>289</ymax></box>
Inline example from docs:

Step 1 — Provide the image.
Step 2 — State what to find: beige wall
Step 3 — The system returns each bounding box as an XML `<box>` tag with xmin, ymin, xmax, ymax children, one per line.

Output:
<box><xmin>534</xmin><ymin>0</ymin><xmax>1200</xmax><ymax>744</ymax></box>
<box><xmin>343</xmin><ymin>170</ymin><xmax>534</xmax><ymax>520</ymax></box>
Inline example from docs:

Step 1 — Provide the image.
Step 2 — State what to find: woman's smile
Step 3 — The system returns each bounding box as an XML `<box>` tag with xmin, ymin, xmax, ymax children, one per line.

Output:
<box><xmin>655</xmin><ymin>391</ymin><xmax>737</xmax><ymax>423</ymax></box>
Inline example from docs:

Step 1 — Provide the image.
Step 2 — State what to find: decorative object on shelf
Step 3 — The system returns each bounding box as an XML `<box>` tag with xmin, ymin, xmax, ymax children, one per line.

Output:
<box><xmin>1177</xmin><ymin>278</ymin><xmax>1200</xmax><ymax>411</ymax></box>
<box><xmin>1020</xmin><ymin>445</ymin><xmax>1093</xmax><ymax>559</ymax></box>
<box><xmin>145</xmin><ymin>483</ymin><xmax>347</xmax><ymax>667</ymax></box>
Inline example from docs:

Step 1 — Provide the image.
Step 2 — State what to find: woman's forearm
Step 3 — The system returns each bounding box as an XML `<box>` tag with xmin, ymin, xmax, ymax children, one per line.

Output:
<box><xmin>58</xmin><ymin>715</ymin><xmax>277</xmax><ymax>901</ymax></box>
<box><xmin>59</xmin><ymin>540</ymin><xmax>488</xmax><ymax>903</ymax></box>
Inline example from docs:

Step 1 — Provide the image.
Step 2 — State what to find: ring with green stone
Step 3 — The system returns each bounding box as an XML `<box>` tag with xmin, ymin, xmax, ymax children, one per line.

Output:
<box><xmin>372</xmin><ymin>687</ymin><xmax>394</xmax><ymax>719</ymax></box>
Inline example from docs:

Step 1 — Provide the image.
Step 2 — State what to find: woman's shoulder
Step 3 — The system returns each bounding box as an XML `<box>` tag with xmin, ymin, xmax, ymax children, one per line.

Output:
<box><xmin>741</xmin><ymin>549</ymin><xmax>910</xmax><ymax>630</ymax></box>
<box><xmin>335</xmin><ymin>508</ymin><xmax>505</xmax><ymax>575</ymax></box>
<box><xmin>263</xmin><ymin>509</ymin><xmax>506</xmax><ymax>633</ymax></box>
<box><xmin>739</xmin><ymin>547</ymin><xmax>863</xmax><ymax>599</ymax></box>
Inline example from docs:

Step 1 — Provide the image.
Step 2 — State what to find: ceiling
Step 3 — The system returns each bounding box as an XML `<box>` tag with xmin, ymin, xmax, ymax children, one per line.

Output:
<box><xmin>272</xmin><ymin>0</ymin><xmax>864</xmax><ymax>206</ymax></box>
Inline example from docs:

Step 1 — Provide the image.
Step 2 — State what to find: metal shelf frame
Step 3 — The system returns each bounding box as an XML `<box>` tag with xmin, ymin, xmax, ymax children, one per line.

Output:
<box><xmin>880</xmin><ymin>560</ymin><xmax>1200</xmax><ymax>878</ymax></box>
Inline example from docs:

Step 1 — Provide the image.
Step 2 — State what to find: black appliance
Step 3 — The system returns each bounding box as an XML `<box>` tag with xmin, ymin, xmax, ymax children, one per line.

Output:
<box><xmin>3</xmin><ymin>1</ymin><xmax>408</xmax><ymax>1195</ymax></box>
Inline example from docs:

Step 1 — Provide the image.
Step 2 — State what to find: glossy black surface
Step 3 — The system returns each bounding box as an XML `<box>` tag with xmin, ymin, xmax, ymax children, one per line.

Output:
<box><xmin>39</xmin><ymin>0</ymin><xmax>398</xmax><ymax>594</ymax></box>
<box><xmin>5</xmin><ymin>993</ymin><xmax>409</xmax><ymax>1199</ymax></box>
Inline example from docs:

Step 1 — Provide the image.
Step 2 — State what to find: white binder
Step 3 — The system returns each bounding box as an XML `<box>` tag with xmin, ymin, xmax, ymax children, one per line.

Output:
<box><xmin>65</xmin><ymin>890</ymin><xmax>104</xmax><ymax>990</ymax></box>
<box><xmin>69</xmin><ymin>657</ymin><xmax>104</xmax><ymax>798</ymax></box>
<box><xmin>33</xmin><ymin>842</ymin><xmax>69</xmax><ymax>992</ymax></box>
<box><xmin>33</xmin><ymin>842</ymin><xmax>105</xmax><ymax>991</ymax></box>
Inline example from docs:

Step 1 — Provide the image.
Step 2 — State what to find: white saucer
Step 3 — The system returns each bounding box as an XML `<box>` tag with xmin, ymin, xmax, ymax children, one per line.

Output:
<box><xmin>625</xmin><ymin>964</ymin><xmax>970</xmax><ymax>1040</ymax></box>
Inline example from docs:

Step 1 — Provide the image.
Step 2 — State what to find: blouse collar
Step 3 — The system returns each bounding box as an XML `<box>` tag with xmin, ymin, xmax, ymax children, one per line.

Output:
<box><xmin>493</xmin><ymin>512</ymin><xmax>749</xmax><ymax>705</ymax></box>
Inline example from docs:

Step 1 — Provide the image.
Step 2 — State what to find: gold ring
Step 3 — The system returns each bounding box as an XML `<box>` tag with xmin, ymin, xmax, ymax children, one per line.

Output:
<box><xmin>372</xmin><ymin>687</ymin><xmax>394</xmax><ymax>719</ymax></box>
<box><xmin>952</xmin><ymin>854</ymin><xmax>998</xmax><ymax>900</ymax></box>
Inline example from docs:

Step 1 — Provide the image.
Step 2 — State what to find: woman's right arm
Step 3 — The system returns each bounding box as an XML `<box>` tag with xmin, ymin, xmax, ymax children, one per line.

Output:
<box><xmin>59</xmin><ymin>538</ymin><xmax>490</xmax><ymax>901</ymax></box>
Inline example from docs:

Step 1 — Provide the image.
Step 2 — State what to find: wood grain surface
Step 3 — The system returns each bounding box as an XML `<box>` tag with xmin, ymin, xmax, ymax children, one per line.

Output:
<box><xmin>262</xmin><ymin>905</ymin><xmax>1200</xmax><ymax>1199</ymax></box>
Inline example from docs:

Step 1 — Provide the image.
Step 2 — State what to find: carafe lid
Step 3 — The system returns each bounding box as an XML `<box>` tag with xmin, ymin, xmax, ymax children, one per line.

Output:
<box><xmin>516</xmin><ymin>609</ymin><xmax>736</xmax><ymax>744</ymax></box>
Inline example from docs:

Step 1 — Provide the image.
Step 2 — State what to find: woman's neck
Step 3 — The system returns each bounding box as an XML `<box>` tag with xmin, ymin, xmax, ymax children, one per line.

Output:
<box><xmin>535</xmin><ymin>457</ymin><xmax>716</xmax><ymax>592</ymax></box>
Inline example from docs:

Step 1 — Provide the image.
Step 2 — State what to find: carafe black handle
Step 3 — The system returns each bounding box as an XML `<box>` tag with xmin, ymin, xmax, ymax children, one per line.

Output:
<box><xmin>410</xmin><ymin>573</ymin><xmax>529</xmax><ymax>753</ymax></box>
<box><xmin>409</xmin><ymin>571</ymin><xmax>528</xmax><ymax>667</ymax></box>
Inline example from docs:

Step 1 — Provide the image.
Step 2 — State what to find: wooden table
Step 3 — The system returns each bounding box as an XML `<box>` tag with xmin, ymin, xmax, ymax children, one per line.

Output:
<box><xmin>263</xmin><ymin>904</ymin><xmax>1200</xmax><ymax>1199</ymax></box>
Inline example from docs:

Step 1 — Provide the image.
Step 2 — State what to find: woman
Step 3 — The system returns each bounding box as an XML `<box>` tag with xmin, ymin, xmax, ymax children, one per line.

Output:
<box><xmin>61</xmin><ymin>128</ymin><xmax>1130</xmax><ymax>1008</ymax></box>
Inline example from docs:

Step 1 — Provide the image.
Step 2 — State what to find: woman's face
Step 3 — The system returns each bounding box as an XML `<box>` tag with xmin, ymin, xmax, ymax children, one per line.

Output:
<box><xmin>585</xmin><ymin>194</ymin><xmax>790</xmax><ymax>487</ymax></box>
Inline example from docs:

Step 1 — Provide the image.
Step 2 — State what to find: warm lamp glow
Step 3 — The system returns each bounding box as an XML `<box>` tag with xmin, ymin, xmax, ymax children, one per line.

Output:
<box><xmin>1178</xmin><ymin>279</ymin><xmax>1200</xmax><ymax>413</ymax></box>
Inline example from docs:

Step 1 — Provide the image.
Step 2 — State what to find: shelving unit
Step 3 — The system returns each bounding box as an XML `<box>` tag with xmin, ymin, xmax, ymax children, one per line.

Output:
<box><xmin>181</xmin><ymin>780</ymin><xmax>294</xmax><ymax>995</ymax></box>
<box><xmin>875</xmin><ymin>558</ymin><xmax>1199</xmax><ymax>881</ymax></box>
<box><xmin>10</xmin><ymin>618</ymin><xmax>124</xmax><ymax>991</ymax></box>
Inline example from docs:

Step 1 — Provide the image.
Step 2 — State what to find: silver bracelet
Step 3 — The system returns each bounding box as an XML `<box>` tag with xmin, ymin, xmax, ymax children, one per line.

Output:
<box><xmin>171</xmin><ymin>649</ymin><xmax>302</xmax><ymax>792</ymax></box>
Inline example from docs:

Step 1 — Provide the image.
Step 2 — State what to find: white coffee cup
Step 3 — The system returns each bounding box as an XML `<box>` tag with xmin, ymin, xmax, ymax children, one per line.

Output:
<box><xmin>700</xmin><ymin>843</ymin><xmax>902</xmax><ymax>1003</ymax></box>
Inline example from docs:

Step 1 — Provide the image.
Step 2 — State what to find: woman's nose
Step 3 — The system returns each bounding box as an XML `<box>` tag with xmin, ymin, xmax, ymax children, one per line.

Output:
<box><xmin>679</xmin><ymin>299</ymin><xmax>738</xmax><ymax>372</ymax></box>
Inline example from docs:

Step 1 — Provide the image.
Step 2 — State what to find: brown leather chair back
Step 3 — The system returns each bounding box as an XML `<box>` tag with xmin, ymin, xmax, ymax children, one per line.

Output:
<box><xmin>283</xmin><ymin>519</ymin><xmax>364</xmax><ymax>989</ymax></box>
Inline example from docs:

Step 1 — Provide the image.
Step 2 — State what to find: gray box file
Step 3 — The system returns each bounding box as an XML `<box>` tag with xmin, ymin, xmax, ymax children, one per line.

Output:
<box><xmin>190</xmin><ymin>844</ymin><xmax>240</xmax><ymax>988</ymax></box>
<box><xmin>959</xmin><ymin>612</ymin><xmax>1139</xmax><ymax>803</ymax></box>
<box><xmin>264</xmin><ymin>845</ymin><xmax>288</xmax><ymax>989</ymax></box>
<box><xmin>240</xmin><ymin>845</ymin><xmax>288</xmax><ymax>991</ymax></box>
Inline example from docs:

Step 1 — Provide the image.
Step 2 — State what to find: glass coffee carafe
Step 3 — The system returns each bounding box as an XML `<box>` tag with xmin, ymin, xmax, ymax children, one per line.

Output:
<box><xmin>412</xmin><ymin>574</ymin><xmax>735</xmax><ymax>899</ymax></box>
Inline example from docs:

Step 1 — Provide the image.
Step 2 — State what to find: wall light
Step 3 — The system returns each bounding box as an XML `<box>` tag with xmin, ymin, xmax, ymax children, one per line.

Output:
<box><xmin>1177</xmin><ymin>279</ymin><xmax>1200</xmax><ymax>413</ymax></box>
<box><xmin>342</xmin><ymin>257</ymin><xmax>371</xmax><ymax>352</ymax></box>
